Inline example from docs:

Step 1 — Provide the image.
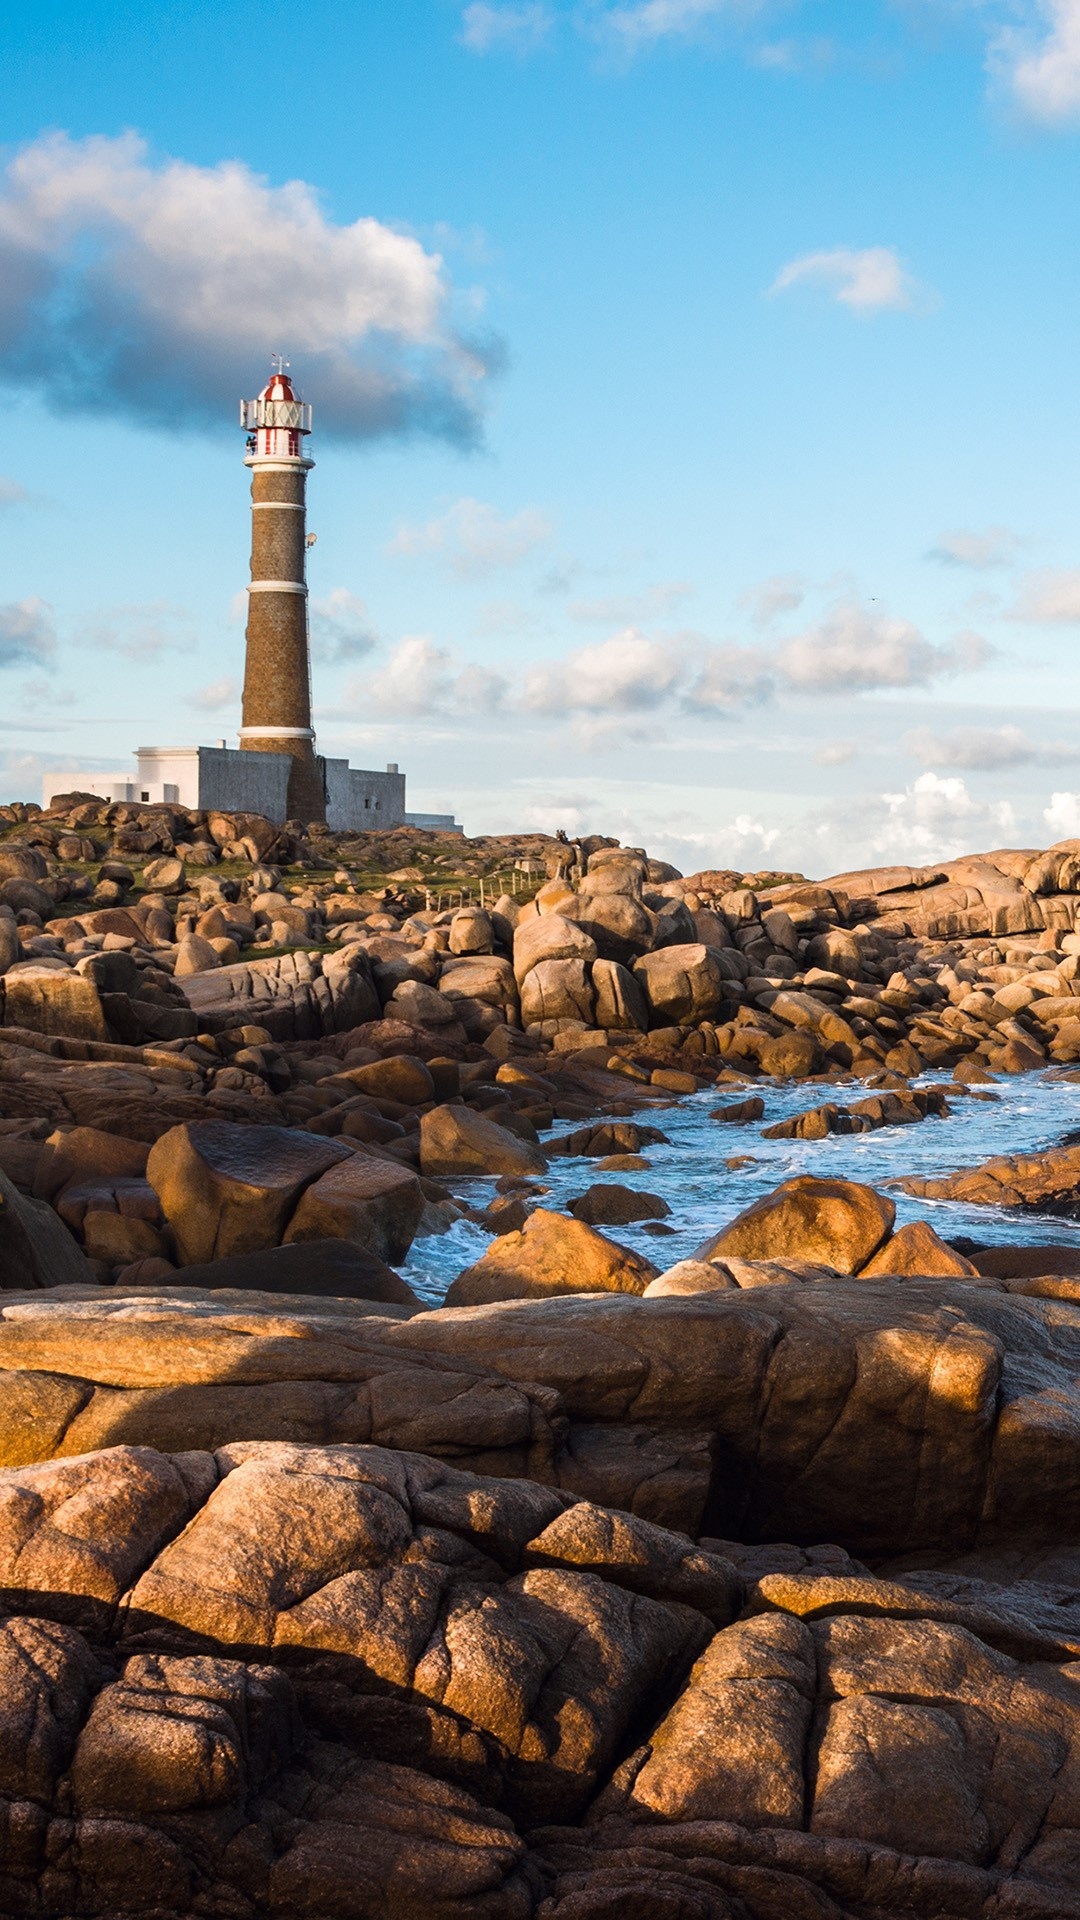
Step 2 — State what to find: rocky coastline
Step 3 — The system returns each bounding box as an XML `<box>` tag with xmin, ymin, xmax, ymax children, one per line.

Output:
<box><xmin>5</xmin><ymin>796</ymin><xmax>1080</xmax><ymax>1914</ymax></box>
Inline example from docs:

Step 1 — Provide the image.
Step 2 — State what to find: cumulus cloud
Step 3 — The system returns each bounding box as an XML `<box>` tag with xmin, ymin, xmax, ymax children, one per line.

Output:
<box><xmin>1009</xmin><ymin>568</ymin><xmax>1080</xmax><ymax>622</ymax></box>
<box><xmin>310</xmin><ymin>588</ymin><xmax>378</xmax><ymax>665</ymax></box>
<box><xmin>683</xmin><ymin>642</ymin><xmax>772</xmax><ymax>710</ymax></box>
<box><xmin>928</xmin><ymin>525</ymin><xmax>1020</xmax><ymax>569</ymax></box>
<box><xmin>0</xmin><ymin>598</ymin><xmax>56</xmax><ymax>669</ymax></box>
<box><xmin>991</xmin><ymin>0</ymin><xmax>1080</xmax><ymax>124</ymax></box>
<box><xmin>187</xmin><ymin>677</ymin><xmax>239</xmax><ymax>712</ymax></box>
<box><xmin>461</xmin><ymin>2</ymin><xmax>554</xmax><ymax>50</ymax></box>
<box><xmin>771</xmin><ymin>245</ymin><xmax>923</xmax><ymax>315</ymax></box>
<box><xmin>1045</xmin><ymin>788</ymin><xmax>1080</xmax><ymax>836</ymax></box>
<box><xmin>353</xmin><ymin>635</ymin><xmax>509</xmax><ymax>718</ymax></box>
<box><xmin>389</xmin><ymin>497</ymin><xmax>553</xmax><ymax>576</ymax></box>
<box><xmin>775</xmin><ymin>603</ymin><xmax>989</xmax><ymax>693</ymax></box>
<box><xmin>811</xmin><ymin>772</ymin><xmax>1017</xmax><ymax>872</ymax></box>
<box><xmin>0</xmin><ymin>131</ymin><xmax>495</xmax><ymax>444</ymax></box>
<box><xmin>905</xmin><ymin>722</ymin><xmax>1078</xmax><ymax>771</ymax></box>
<box><xmin>523</xmin><ymin>630</ymin><xmax>685</xmax><ymax>713</ymax></box>
<box><xmin>347</xmin><ymin>592</ymin><xmax>991</xmax><ymax>729</ymax></box>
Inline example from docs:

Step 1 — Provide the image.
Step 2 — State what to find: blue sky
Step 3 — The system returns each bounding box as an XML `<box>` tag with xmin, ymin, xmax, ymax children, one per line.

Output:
<box><xmin>4</xmin><ymin>0</ymin><xmax>1080</xmax><ymax>874</ymax></box>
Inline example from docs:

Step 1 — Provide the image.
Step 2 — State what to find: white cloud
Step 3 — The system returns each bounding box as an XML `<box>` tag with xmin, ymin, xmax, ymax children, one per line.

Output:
<box><xmin>751</xmin><ymin>35</ymin><xmax>836</xmax><ymax>73</ymax></box>
<box><xmin>310</xmin><ymin>588</ymin><xmax>378</xmax><ymax>665</ymax></box>
<box><xmin>461</xmin><ymin>2</ymin><xmax>554</xmax><ymax>51</ymax></box>
<box><xmin>522</xmin><ymin>629</ymin><xmax>685</xmax><ymax>713</ymax></box>
<box><xmin>0</xmin><ymin>131</ymin><xmax>493</xmax><ymax>443</ymax></box>
<box><xmin>389</xmin><ymin>497</ymin><xmax>553</xmax><ymax>576</ymax></box>
<box><xmin>1045</xmin><ymin>788</ymin><xmax>1080</xmax><ymax>836</ymax></box>
<box><xmin>363</xmin><ymin>636</ymin><xmax>455</xmax><ymax>717</ymax></box>
<box><xmin>905</xmin><ymin>722</ymin><xmax>1078</xmax><ymax>771</ymax></box>
<box><xmin>740</xmin><ymin>572</ymin><xmax>805</xmax><ymax>628</ymax></box>
<box><xmin>814</xmin><ymin>772</ymin><xmax>1017</xmax><ymax>872</ymax></box>
<box><xmin>0</xmin><ymin>598</ymin><xmax>55</xmax><ymax>669</ymax></box>
<box><xmin>187</xmin><ymin>677</ymin><xmax>239</xmax><ymax>712</ymax></box>
<box><xmin>0</xmin><ymin>477</ymin><xmax>27</xmax><ymax>508</ymax></box>
<box><xmin>991</xmin><ymin>0</ymin><xmax>1080</xmax><ymax>124</ymax></box>
<box><xmin>771</xmin><ymin>245</ymin><xmax>923</xmax><ymax>314</ymax></box>
<box><xmin>346</xmin><ymin>592</ymin><xmax>993</xmax><ymax>732</ymax></box>
<box><xmin>354</xmin><ymin>635</ymin><xmax>510</xmax><ymax>718</ymax></box>
<box><xmin>776</xmin><ymin>602</ymin><xmax>989</xmax><ymax>693</ymax></box>
<box><xmin>454</xmin><ymin>661</ymin><xmax>512</xmax><ymax>711</ymax></box>
<box><xmin>683</xmin><ymin>641</ymin><xmax>772</xmax><ymax>710</ymax></box>
<box><xmin>1009</xmin><ymin>567</ymin><xmax>1080</xmax><ymax>622</ymax></box>
<box><xmin>596</xmin><ymin>0</ymin><xmax>760</xmax><ymax>51</ymax></box>
<box><xmin>928</xmin><ymin>525</ymin><xmax>1020</xmax><ymax>569</ymax></box>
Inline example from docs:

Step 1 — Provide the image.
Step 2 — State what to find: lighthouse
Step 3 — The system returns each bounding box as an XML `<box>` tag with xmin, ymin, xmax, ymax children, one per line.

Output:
<box><xmin>42</xmin><ymin>362</ymin><xmax>463</xmax><ymax>830</ymax></box>
<box><xmin>238</xmin><ymin>359</ymin><xmax>325</xmax><ymax>822</ymax></box>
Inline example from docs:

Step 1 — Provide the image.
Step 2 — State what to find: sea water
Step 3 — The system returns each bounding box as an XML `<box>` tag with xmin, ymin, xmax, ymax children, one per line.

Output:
<box><xmin>401</xmin><ymin>1070</ymin><xmax>1080</xmax><ymax>1309</ymax></box>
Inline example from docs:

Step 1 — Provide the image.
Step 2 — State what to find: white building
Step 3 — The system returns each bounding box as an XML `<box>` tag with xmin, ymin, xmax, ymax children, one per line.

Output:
<box><xmin>43</xmin><ymin>746</ymin><xmax>459</xmax><ymax>831</ymax></box>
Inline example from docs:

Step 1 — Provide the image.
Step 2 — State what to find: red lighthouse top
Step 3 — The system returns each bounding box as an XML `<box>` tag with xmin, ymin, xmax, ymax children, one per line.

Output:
<box><xmin>260</xmin><ymin>369</ymin><xmax>298</xmax><ymax>404</ymax></box>
<box><xmin>241</xmin><ymin>358</ymin><xmax>312</xmax><ymax>461</ymax></box>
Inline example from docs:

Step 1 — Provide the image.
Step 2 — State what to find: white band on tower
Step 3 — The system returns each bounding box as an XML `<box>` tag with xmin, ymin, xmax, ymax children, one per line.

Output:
<box><xmin>239</xmin><ymin>726</ymin><xmax>316</xmax><ymax>740</ymax></box>
<box><xmin>246</xmin><ymin>581</ymin><xmax>308</xmax><ymax>594</ymax></box>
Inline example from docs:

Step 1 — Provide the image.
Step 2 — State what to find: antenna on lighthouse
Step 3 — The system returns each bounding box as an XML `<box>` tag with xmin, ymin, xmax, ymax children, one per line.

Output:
<box><xmin>271</xmin><ymin>351</ymin><xmax>290</xmax><ymax>377</ymax></box>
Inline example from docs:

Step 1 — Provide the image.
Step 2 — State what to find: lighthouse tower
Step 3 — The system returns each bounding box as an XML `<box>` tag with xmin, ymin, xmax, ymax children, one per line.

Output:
<box><xmin>239</xmin><ymin>360</ymin><xmax>325</xmax><ymax>822</ymax></box>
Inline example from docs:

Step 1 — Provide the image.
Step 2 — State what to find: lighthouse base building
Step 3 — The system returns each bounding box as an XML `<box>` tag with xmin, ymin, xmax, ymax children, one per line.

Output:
<box><xmin>42</xmin><ymin>745</ymin><xmax>459</xmax><ymax>831</ymax></box>
<box><xmin>44</xmin><ymin>364</ymin><xmax>461</xmax><ymax>834</ymax></box>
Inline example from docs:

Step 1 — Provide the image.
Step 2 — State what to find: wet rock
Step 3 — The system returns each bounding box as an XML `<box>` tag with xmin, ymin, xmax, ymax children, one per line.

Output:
<box><xmin>446</xmin><ymin>1208</ymin><xmax>658</xmax><ymax>1307</ymax></box>
<box><xmin>696</xmin><ymin>1174</ymin><xmax>896</xmax><ymax>1274</ymax></box>
<box><xmin>860</xmin><ymin>1220</ymin><xmax>979</xmax><ymax>1277</ymax></box>
<box><xmin>710</xmin><ymin>1096</ymin><xmax>765</xmax><ymax>1124</ymax></box>
<box><xmin>900</xmin><ymin>1142</ymin><xmax>1080</xmax><ymax>1213</ymax></box>
<box><xmin>547</xmin><ymin>1122</ymin><xmax>669</xmax><ymax>1159</ymax></box>
<box><xmin>568</xmin><ymin>1184</ymin><xmax>670</xmax><ymax>1227</ymax></box>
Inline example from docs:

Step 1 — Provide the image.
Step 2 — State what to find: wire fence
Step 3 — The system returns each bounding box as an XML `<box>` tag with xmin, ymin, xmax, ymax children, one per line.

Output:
<box><xmin>422</xmin><ymin>868</ymin><xmax>542</xmax><ymax>914</ymax></box>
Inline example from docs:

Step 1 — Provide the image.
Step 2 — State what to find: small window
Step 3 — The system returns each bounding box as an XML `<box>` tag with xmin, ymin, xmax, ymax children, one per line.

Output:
<box><xmin>364</xmin><ymin>797</ymin><xmax>371</xmax><ymax>809</ymax></box>
<box><xmin>141</xmin><ymin>791</ymin><xmax>149</xmax><ymax>802</ymax></box>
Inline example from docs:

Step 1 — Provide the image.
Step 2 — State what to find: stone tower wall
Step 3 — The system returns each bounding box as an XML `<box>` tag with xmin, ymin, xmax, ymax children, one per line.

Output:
<box><xmin>240</xmin><ymin>460</ymin><xmax>325</xmax><ymax>823</ymax></box>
